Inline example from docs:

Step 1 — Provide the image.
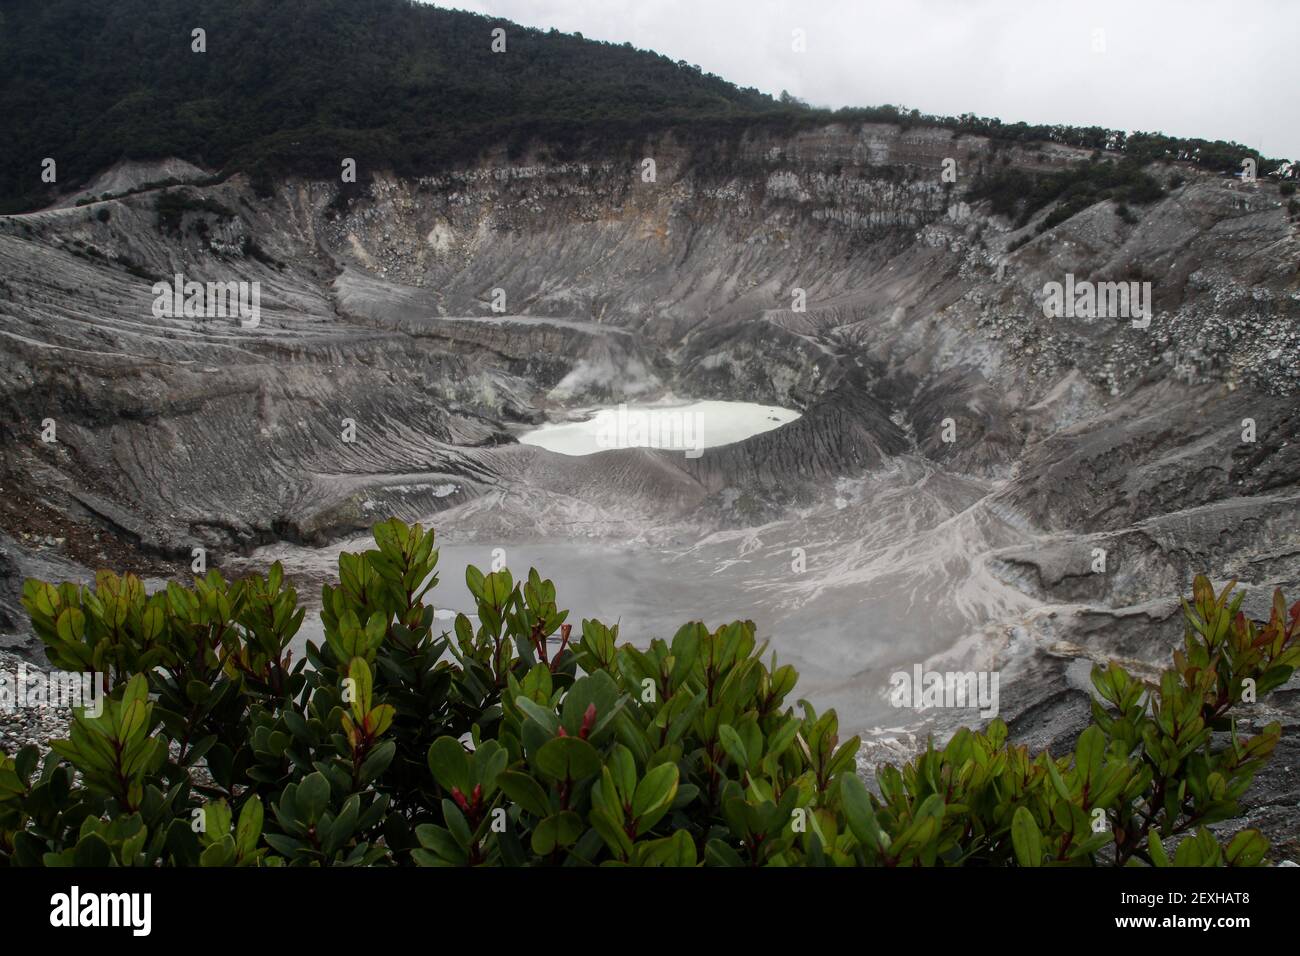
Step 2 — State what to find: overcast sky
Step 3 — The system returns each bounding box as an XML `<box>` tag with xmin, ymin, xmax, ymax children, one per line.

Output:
<box><xmin>435</xmin><ymin>0</ymin><xmax>1300</xmax><ymax>159</ymax></box>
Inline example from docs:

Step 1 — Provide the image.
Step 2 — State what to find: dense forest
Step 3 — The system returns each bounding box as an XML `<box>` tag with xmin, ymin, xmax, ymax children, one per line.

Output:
<box><xmin>0</xmin><ymin>0</ymin><xmax>1291</xmax><ymax>213</ymax></box>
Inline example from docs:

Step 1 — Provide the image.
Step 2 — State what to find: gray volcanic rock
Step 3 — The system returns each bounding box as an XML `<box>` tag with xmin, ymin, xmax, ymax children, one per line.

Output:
<box><xmin>53</xmin><ymin>158</ymin><xmax>214</xmax><ymax>209</ymax></box>
<box><xmin>0</xmin><ymin>123</ymin><xmax>1297</xmax><ymax>850</ymax></box>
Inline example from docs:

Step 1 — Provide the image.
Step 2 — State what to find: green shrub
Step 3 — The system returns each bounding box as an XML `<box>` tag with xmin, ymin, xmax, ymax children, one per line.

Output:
<box><xmin>154</xmin><ymin>190</ymin><xmax>235</xmax><ymax>236</ymax></box>
<box><xmin>968</xmin><ymin>158</ymin><xmax>1164</xmax><ymax>232</ymax></box>
<box><xmin>2</xmin><ymin>520</ymin><xmax>1296</xmax><ymax>866</ymax></box>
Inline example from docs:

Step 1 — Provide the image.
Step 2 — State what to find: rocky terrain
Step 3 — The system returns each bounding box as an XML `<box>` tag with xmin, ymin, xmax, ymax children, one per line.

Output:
<box><xmin>1</xmin><ymin>120</ymin><xmax>1297</xmax><ymax>854</ymax></box>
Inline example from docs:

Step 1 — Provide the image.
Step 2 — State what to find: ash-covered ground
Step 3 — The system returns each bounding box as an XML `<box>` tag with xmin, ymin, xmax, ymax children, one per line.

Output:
<box><xmin>1</xmin><ymin>125</ymin><xmax>1297</xmax><ymax>853</ymax></box>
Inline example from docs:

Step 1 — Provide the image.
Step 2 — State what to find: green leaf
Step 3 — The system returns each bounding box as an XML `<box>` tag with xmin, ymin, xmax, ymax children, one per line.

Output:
<box><xmin>1045</xmin><ymin>757</ymin><xmax>1072</xmax><ymax>802</ymax></box>
<box><xmin>1075</xmin><ymin>725</ymin><xmax>1105</xmax><ymax>786</ymax></box>
<box><xmin>427</xmin><ymin>737</ymin><xmax>472</xmax><ymax>795</ymax></box>
<box><xmin>704</xmin><ymin>838</ymin><xmax>745</xmax><ymax>867</ymax></box>
<box><xmin>668</xmin><ymin>829</ymin><xmax>697</xmax><ymax>867</ymax></box>
<box><xmin>588</xmin><ymin>807</ymin><xmax>634</xmax><ymax>860</ymax></box>
<box><xmin>415</xmin><ymin>824</ymin><xmax>466</xmax><ymax>864</ymax></box>
<box><xmin>840</xmin><ymin>772</ymin><xmax>886</xmax><ymax>852</ymax></box>
<box><xmin>631</xmin><ymin>763</ymin><xmax>679</xmax><ymax>830</ymax></box>
<box><xmin>200</xmin><ymin>837</ymin><xmax>234</xmax><ymax>867</ymax></box>
<box><xmin>1011</xmin><ymin>807</ymin><xmax>1043</xmax><ymax>867</ymax></box>
<box><xmin>236</xmin><ymin>797</ymin><xmax>264</xmax><ymax>858</ymax></box>
<box><xmin>442</xmin><ymin>800</ymin><xmax>473</xmax><ymax>850</ymax></box>
<box><xmin>530</xmin><ymin>811</ymin><xmax>584</xmax><ymax>855</ymax></box>
<box><xmin>514</xmin><ymin>697</ymin><xmax>560</xmax><ymax>736</ymax></box>
<box><xmin>498</xmin><ymin>771</ymin><xmax>550</xmax><ymax>818</ymax></box>
<box><xmin>718</xmin><ymin>724</ymin><xmax>749</xmax><ymax>770</ymax></box>
<box><xmin>561</xmin><ymin>671</ymin><xmax>621</xmax><ymax>737</ymax></box>
<box><xmin>1225</xmin><ymin>829</ymin><xmax>1268</xmax><ymax>867</ymax></box>
<box><xmin>346</xmin><ymin>656</ymin><xmax>373</xmax><ymax>717</ymax></box>
<box><xmin>55</xmin><ymin>607</ymin><xmax>86</xmax><ymax>645</ymax></box>
<box><xmin>465</xmin><ymin>565</ymin><xmax>486</xmax><ymax>600</ymax></box>
<box><xmin>204</xmin><ymin>800</ymin><xmax>233</xmax><ymax>839</ymax></box>
<box><xmin>1148</xmin><ymin>831</ymin><xmax>1171</xmax><ymax>867</ymax></box>
<box><xmin>73</xmin><ymin>833</ymin><xmax>112</xmax><ymax>867</ymax></box>
<box><xmin>607</xmin><ymin>745</ymin><xmax>636</xmax><ymax>802</ymax></box>
<box><xmin>297</xmin><ymin>772</ymin><xmax>330</xmax><ymax>826</ymax></box>
<box><xmin>534</xmin><ymin>736</ymin><xmax>601</xmax><ymax>781</ymax></box>
<box><xmin>359</xmin><ymin>739</ymin><xmax>396</xmax><ymax>785</ymax></box>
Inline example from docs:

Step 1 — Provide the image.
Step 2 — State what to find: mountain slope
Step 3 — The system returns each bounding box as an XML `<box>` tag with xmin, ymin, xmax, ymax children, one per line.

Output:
<box><xmin>1</xmin><ymin>0</ymin><xmax>1289</xmax><ymax>215</ymax></box>
<box><xmin>0</xmin><ymin>0</ymin><xmax>794</xmax><ymax>212</ymax></box>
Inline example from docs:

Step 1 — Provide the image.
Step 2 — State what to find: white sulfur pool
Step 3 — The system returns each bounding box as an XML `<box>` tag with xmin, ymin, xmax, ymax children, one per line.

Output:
<box><xmin>518</xmin><ymin>400</ymin><xmax>800</xmax><ymax>457</ymax></box>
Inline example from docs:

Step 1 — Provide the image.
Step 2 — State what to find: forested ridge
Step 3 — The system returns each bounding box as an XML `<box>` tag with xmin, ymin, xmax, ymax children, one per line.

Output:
<box><xmin>0</xmin><ymin>0</ymin><xmax>790</xmax><ymax>211</ymax></box>
<box><xmin>0</xmin><ymin>0</ymin><xmax>1289</xmax><ymax>213</ymax></box>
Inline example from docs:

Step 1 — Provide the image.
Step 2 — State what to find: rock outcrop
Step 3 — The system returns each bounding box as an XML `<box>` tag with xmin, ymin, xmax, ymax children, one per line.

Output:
<box><xmin>1</xmin><ymin>122</ymin><xmax>1297</xmax><ymax>851</ymax></box>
